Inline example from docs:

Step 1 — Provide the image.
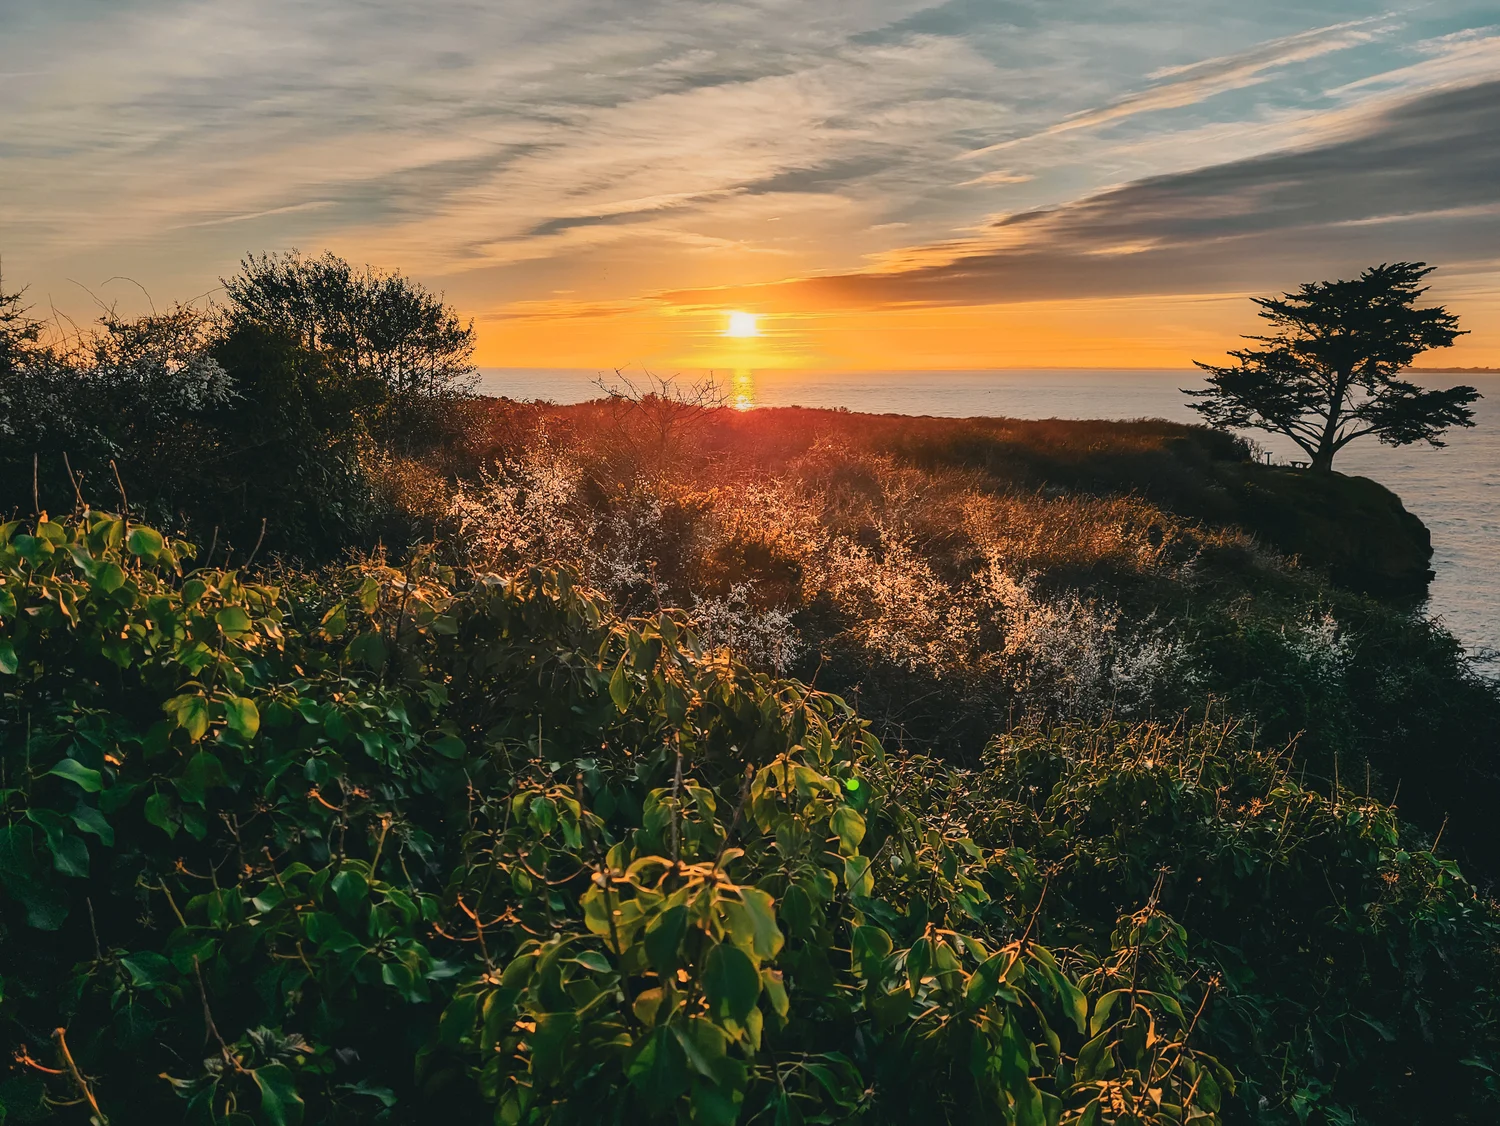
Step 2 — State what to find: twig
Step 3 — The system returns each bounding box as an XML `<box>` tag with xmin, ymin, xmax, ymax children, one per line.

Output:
<box><xmin>63</xmin><ymin>452</ymin><xmax>84</xmax><ymax>512</ymax></box>
<box><xmin>669</xmin><ymin>741</ymin><xmax>684</xmax><ymax>876</ymax></box>
<box><xmin>1016</xmin><ymin>876</ymin><xmax>1049</xmax><ymax>952</ymax></box>
<box><xmin>370</xmin><ymin>814</ymin><xmax>392</xmax><ymax>876</ymax></box>
<box><xmin>109</xmin><ymin>460</ymin><xmax>128</xmax><ymax>526</ymax></box>
<box><xmin>86</xmin><ymin>897</ymin><xmax>102</xmax><ymax>962</ymax></box>
<box><xmin>191</xmin><ymin>956</ymin><xmax>238</xmax><ymax>1071</ymax></box>
<box><xmin>710</xmin><ymin>765</ymin><xmax>754</xmax><ymax>874</ymax></box>
<box><xmin>53</xmin><ymin>1028</ymin><xmax>108</xmax><ymax>1124</ymax></box>
<box><xmin>455</xmin><ymin>894</ymin><xmax>493</xmax><ymax>969</ymax></box>
<box><xmin>243</xmin><ymin>517</ymin><xmax>267</xmax><ymax>570</ymax></box>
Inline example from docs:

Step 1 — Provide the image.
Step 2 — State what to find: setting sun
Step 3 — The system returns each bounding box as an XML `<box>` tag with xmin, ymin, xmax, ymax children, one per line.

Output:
<box><xmin>725</xmin><ymin>310</ymin><xmax>759</xmax><ymax>337</ymax></box>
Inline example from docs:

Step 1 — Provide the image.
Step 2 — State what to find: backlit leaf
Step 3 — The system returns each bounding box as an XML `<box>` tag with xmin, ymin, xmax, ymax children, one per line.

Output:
<box><xmin>47</xmin><ymin>758</ymin><xmax>104</xmax><ymax>792</ymax></box>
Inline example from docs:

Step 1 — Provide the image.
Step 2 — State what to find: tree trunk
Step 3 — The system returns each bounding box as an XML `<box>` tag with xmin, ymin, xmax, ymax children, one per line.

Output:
<box><xmin>1310</xmin><ymin>445</ymin><xmax>1336</xmax><ymax>472</ymax></box>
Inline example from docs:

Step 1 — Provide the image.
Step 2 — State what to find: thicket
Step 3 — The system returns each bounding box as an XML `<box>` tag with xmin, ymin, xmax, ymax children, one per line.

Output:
<box><xmin>3</xmin><ymin>514</ymin><xmax>1497</xmax><ymax>1126</ymax></box>
<box><xmin>442</xmin><ymin>399</ymin><xmax>1500</xmax><ymax>878</ymax></box>
<box><xmin>2</xmin><ymin>513</ymin><xmax>1235</xmax><ymax>1124</ymax></box>
<box><xmin>0</xmin><ymin>253</ymin><xmax>480</xmax><ymax>560</ymax></box>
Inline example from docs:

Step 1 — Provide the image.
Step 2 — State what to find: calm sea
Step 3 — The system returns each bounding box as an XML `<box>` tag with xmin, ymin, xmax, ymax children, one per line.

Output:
<box><xmin>478</xmin><ymin>367</ymin><xmax>1499</xmax><ymax>667</ymax></box>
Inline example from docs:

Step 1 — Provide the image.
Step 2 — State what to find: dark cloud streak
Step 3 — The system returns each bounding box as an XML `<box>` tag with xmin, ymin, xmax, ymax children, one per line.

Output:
<box><xmin>661</xmin><ymin>79</ymin><xmax>1500</xmax><ymax>310</ymax></box>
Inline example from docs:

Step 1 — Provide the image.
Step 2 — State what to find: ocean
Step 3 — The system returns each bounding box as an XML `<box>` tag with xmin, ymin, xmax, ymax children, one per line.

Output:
<box><xmin>477</xmin><ymin>367</ymin><xmax>1499</xmax><ymax>667</ymax></box>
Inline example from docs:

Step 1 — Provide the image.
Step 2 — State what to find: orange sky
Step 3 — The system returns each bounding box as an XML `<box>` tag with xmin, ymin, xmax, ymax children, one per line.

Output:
<box><xmin>478</xmin><ymin>285</ymin><xmax>1500</xmax><ymax>371</ymax></box>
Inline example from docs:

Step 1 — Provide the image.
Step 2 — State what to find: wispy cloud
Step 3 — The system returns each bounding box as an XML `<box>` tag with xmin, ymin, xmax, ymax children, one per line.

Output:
<box><xmin>961</xmin><ymin>15</ymin><xmax>1397</xmax><ymax>159</ymax></box>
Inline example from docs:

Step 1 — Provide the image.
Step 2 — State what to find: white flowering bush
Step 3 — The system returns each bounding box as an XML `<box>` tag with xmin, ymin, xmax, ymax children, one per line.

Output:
<box><xmin>689</xmin><ymin>582</ymin><xmax>802</xmax><ymax>674</ymax></box>
<box><xmin>450</xmin><ymin>433</ymin><xmax>594</xmax><ymax>570</ymax></box>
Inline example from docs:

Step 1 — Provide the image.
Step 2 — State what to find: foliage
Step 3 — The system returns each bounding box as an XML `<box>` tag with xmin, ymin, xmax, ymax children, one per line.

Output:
<box><xmin>892</xmin><ymin>719</ymin><xmax>1500</xmax><ymax>1125</ymax></box>
<box><xmin>1188</xmin><ymin>263</ymin><xmax>1478</xmax><ymax>471</ymax></box>
<box><xmin>222</xmin><ymin>251</ymin><xmax>477</xmax><ymax>454</ymax></box>
<box><xmin>0</xmin><ymin>514</ymin><xmax>1230</xmax><ymax>1125</ymax></box>
<box><xmin>447</xmin><ymin>401</ymin><xmax>1500</xmax><ymax>879</ymax></box>
<box><xmin>0</xmin><ymin>253</ymin><xmax>480</xmax><ymax>561</ymax></box>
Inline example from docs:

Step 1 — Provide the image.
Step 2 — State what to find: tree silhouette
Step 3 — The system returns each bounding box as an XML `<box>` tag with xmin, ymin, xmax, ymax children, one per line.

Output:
<box><xmin>1188</xmin><ymin>263</ymin><xmax>1479</xmax><ymax>471</ymax></box>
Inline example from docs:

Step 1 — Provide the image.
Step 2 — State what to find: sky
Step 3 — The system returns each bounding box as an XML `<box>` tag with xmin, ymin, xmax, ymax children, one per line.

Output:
<box><xmin>3</xmin><ymin>0</ymin><xmax>1499</xmax><ymax>371</ymax></box>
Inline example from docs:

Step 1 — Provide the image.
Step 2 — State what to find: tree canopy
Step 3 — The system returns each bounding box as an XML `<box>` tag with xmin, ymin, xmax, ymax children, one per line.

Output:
<box><xmin>222</xmin><ymin>251</ymin><xmax>476</xmax><ymax>442</ymax></box>
<box><xmin>0</xmin><ymin>252</ymin><xmax>479</xmax><ymax>557</ymax></box>
<box><xmin>1188</xmin><ymin>262</ymin><xmax>1480</xmax><ymax>471</ymax></box>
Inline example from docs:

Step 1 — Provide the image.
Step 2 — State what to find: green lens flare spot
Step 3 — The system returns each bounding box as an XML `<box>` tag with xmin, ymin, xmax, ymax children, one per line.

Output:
<box><xmin>844</xmin><ymin>778</ymin><xmax>860</xmax><ymax>791</ymax></box>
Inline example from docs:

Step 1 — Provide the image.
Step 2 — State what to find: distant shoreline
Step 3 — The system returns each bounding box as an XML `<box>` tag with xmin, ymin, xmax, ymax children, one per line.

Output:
<box><xmin>1405</xmin><ymin>366</ymin><xmax>1499</xmax><ymax>373</ymax></box>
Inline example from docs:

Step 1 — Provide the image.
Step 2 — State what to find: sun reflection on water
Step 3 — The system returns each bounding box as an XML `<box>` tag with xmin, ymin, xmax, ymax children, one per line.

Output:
<box><xmin>731</xmin><ymin>368</ymin><xmax>756</xmax><ymax>410</ymax></box>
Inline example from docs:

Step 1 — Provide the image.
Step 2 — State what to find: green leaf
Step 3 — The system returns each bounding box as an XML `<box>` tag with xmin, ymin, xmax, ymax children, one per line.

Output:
<box><xmin>144</xmin><ymin>792</ymin><xmax>181</xmax><ymax>839</ymax></box>
<box><xmin>852</xmin><ymin>925</ymin><xmax>893</xmax><ymax>979</ymax></box>
<box><xmin>225</xmin><ymin>696</ymin><xmax>261</xmax><ymax>740</ymax></box>
<box><xmin>530</xmin><ymin>1012</ymin><xmax>580</xmax><ymax>1084</ymax></box>
<box><xmin>1090</xmin><ymin>989</ymin><xmax>1128</xmax><ymax>1037</ymax></box>
<box><xmin>252</xmin><ymin>1063</ymin><xmax>306</xmax><ymax>1126</ymax></box>
<box><xmin>120</xmin><ymin>951</ymin><xmax>175</xmax><ymax>989</ymax></box>
<box><xmin>761</xmin><ymin>968</ymin><xmax>789</xmax><ymax>1020</ymax></box>
<box><xmin>830</xmin><ymin>806</ymin><xmax>866</xmax><ymax>855</ymax></box>
<box><xmin>690</xmin><ymin>1081</ymin><xmax>741</xmax><ymax>1126</ymax></box>
<box><xmin>176</xmin><ymin>751</ymin><xmax>230</xmax><ymax>804</ymax></box>
<box><xmin>906</xmin><ymin>938</ymin><xmax>932</xmax><ymax>993</ymax></box>
<box><xmin>431</xmin><ymin>734</ymin><xmax>466</xmax><ymax>759</ymax></box>
<box><xmin>645</xmin><ymin>905</ymin><xmax>689</xmax><ymax>975</ymax></box>
<box><xmin>0</xmin><ymin>823</ymin><xmax>71</xmax><ymax>930</ymax></box>
<box><xmin>0</xmin><ymin>641</ymin><xmax>17</xmax><ymax>676</ymax></box>
<box><xmin>703</xmin><ymin>942</ymin><xmax>761</xmax><ymax>1022</ymax></box>
<box><xmin>215</xmin><ymin>606</ymin><xmax>253</xmax><ymax>635</ymax></box>
<box><xmin>627</xmin><ymin>1027</ymin><xmax>689</xmax><ymax>1107</ymax></box>
<box><xmin>48</xmin><ymin>758</ymin><xmax>104</xmax><ymax>793</ymax></box>
<box><xmin>166</xmin><ymin>694</ymin><xmax>211</xmax><ymax>741</ymax></box>
<box><xmin>844</xmin><ymin>855</ymin><xmax>873</xmax><ymax>899</ymax></box>
<box><xmin>529</xmin><ymin>796</ymin><xmax>557</xmax><ymax>833</ymax></box>
<box><xmin>320</xmin><ymin>603</ymin><xmax>348</xmax><ymax>637</ymax></box>
<box><xmin>28</xmin><ymin>810</ymin><xmax>88</xmax><ymax>878</ymax></box>
<box><xmin>609</xmin><ymin>660</ymin><xmax>631</xmax><ymax>712</ymax></box>
<box><xmin>70</xmin><ymin>803</ymin><xmax>114</xmax><ymax>847</ymax></box>
<box><xmin>724</xmin><ymin>888</ymin><xmax>783</xmax><ymax>960</ymax></box>
<box><xmin>126</xmin><ymin>526</ymin><xmax>164</xmax><ymax>560</ymax></box>
<box><xmin>331</xmin><ymin>869</ymin><xmax>369</xmax><ymax>917</ymax></box>
<box><xmin>671</xmin><ymin>1017</ymin><xmax>728</xmax><ymax>1080</ymax></box>
<box><xmin>96</xmin><ymin>562</ymin><xmax>127</xmax><ymax>593</ymax></box>
<box><xmin>1015</xmin><ymin>1077</ymin><xmax>1046</xmax><ymax>1126</ymax></box>
<box><xmin>50</xmin><ymin>831</ymin><xmax>89</xmax><ymax>878</ymax></box>
<box><xmin>1075</xmin><ymin>1028</ymin><xmax>1114</xmax><ymax>1083</ymax></box>
<box><xmin>965</xmin><ymin>951</ymin><xmax>1008</xmax><ymax>1010</ymax></box>
<box><xmin>347</xmin><ymin>631</ymin><xmax>387</xmax><ymax>669</ymax></box>
<box><xmin>358</xmin><ymin>576</ymin><xmax>380</xmax><ymax>615</ymax></box>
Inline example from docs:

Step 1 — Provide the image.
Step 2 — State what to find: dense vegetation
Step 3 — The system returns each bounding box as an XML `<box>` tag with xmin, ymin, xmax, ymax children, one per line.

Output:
<box><xmin>444</xmin><ymin>399</ymin><xmax>1500</xmax><ymax>878</ymax></box>
<box><xmin>0</xmin><ymin>253</ymin><xmax>482</xmax><ymax>561</ymax></box>
<box><xmin>3</xmin><ymin>253</ymin><xmax>1499</xmax><ymax>1125</ymax></box>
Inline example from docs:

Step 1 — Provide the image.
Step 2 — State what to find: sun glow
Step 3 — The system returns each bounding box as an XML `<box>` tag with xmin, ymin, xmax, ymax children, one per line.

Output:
<box><xmin>725</xmin><ymin>310</ymin><xmax>759</xmax><ymax>337</ymax></box>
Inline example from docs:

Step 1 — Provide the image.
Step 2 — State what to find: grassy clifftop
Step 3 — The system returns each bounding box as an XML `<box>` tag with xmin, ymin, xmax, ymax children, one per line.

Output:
<box><xmin>702</xmin><ymin>409</ymin><xmax>1434</xmax><ymax>598</ymax></box>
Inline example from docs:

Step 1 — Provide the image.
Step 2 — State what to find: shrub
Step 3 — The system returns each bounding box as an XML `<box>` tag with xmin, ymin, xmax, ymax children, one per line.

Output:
<box><xmin>890</xmin><ymin>718</ymin><xmax>1500</xmax><ymax>1124</ymax></box>
<box><xmin>0</xmin><ymin>514</ymin><xmax>1227</xmax><ymax>1124</ymax></box>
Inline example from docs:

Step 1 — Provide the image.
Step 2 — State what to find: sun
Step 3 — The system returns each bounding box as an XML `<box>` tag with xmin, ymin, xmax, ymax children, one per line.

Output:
<box><xmin>725</xmin><ymin>310</ymin><xmax>760</xmax><ymax>337</ymax></box>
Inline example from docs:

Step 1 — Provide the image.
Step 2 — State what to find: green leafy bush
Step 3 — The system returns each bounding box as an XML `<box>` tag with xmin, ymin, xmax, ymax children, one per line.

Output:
<box><xmin>0</xmin><ymin>514</ymin><xmax>1227</xmax><ymax>1124</ymax></box>
<box><xmin>890</xmin><ymin>720</ymin><xmax>1500</xmax><ymax>1124</ymax></box>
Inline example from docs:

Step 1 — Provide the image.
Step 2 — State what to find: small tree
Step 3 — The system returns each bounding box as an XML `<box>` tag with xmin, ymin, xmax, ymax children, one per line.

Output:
<box><xmin>222</xmin><ymin>251</ymin><xmax>477</xmax><ymax>452</ymax></box>
<box><xmin>1188</xmin><ymin>262</ymin><xmax>1479</xmax><ymax>471</ymax></box>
